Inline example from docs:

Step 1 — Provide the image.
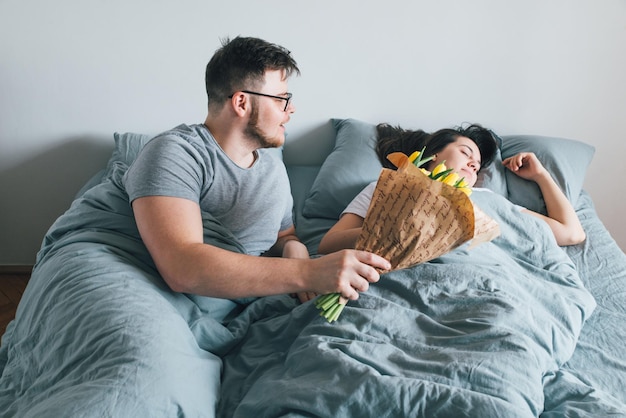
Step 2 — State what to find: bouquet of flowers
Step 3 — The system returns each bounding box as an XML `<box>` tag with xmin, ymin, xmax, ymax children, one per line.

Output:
<box><xmin>317</xmin><ymin>150</ymin><xmax>500</xmax><ymax>322</ymax></box>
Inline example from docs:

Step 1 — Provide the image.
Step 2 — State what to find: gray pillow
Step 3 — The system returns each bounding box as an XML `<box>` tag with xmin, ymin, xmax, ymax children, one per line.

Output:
<box><xmin>475</xmin><ymin>131</ymin><xmax>508</xmax><ymax>198</ymax></box>
<box><xmin>500</xmin><ymin>135</ymin><xmax>595</xmax><ymax>214</ymax></box>
<box><xmin>299</xmin><ymin>118</ymin><xmax>595</xmax><ymax>235</ymax></box>
<box><xmin>104</xmin><ymin>132</ymin><xmax>153</xmax><ymax>177</ymax></box>
<box><xmin>302</xmin><ymin>118</ymin><xmax>382</xmax><ymax>220</ymax></box>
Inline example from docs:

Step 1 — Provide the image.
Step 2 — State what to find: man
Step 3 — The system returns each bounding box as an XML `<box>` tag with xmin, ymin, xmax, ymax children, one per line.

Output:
<box><xmin>125</xmin><ymin>36</ymin><xmax>390</xmax><ymax>303</ymax></box>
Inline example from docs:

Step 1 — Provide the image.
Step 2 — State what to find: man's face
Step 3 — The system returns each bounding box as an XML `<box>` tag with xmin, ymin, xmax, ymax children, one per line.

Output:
<box><xmin>244</xmin><ymin>70</ymin><xmax>295</xmax><ymax>149</ymax></box>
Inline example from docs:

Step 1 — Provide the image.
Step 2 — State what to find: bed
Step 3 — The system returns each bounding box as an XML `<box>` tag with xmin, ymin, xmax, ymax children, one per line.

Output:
<box><xmin>0</xmin><ymin>118</ymin><xmax>624</xmax><ymax>417</ymax></box>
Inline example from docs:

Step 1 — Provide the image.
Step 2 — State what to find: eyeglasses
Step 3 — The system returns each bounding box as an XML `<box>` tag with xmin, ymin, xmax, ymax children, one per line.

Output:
<box><xmin>230</xmin><ymin>90</ymin><xmax>293</xmax><ymax>111</ymax></box>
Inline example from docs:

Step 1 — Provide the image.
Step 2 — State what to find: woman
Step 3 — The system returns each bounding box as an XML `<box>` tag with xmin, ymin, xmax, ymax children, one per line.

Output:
<box><xmin>318</xmin><ymin>123</ymin><xmax>585</xmax><ymax>255</ymax></box>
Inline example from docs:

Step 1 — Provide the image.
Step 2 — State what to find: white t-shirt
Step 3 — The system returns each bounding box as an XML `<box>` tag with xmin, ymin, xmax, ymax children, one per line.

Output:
<box><xmin>342</xmin><ymin>181</ymin><xmax>378</xmax><ymax>218</ymax></box>
<box><xmin>342</xmin><ymin>181</ymin><xmax>518</xmax><ymax>219</ymax></box>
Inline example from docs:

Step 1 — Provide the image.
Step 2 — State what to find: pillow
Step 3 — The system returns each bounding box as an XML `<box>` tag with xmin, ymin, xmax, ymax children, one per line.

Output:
<box><xmin>287</xmin><ymin>165</ymin><xmax>337</xmax><ymax>254</ymax></box>
<box><xmin>474</xmin><ymin>130</ymin><xmax>508</xmax><ymax>198</ymax></box>
<box><xmin>104</xmin><ymin>132</ymin><xmax>153</xmax><ymax>177</ymax></box>
<box><xmin>74</xmin><ymin>132</ymin><xmax>153</xmax><ymax>196</ymax></box>
<box><xmin>302</xmin><ymin>118</ymin><xmax>382</xmax><ymax>220</ymax></box>
<box><xmin>500</xmin><ymin>135</ymin><xmax>595</xmax><ymax>214</ymax></box>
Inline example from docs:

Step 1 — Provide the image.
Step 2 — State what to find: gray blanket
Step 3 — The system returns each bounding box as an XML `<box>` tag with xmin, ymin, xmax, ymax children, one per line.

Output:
<box><xmin>0</xmin><ymin>165</ymin><xmax>242</xmax><ymax>417</ymax></box>
<box><xmin>218</xmin><ymin>190</ymin><xmax>597</xmax><ymax>417</ymax></box>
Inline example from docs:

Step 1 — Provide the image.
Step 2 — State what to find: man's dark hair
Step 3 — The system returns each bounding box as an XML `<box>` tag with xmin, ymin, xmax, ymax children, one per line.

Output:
<box><xmin>205</xmin><ymin>36</ymin><xmax>300</xmax><ymax>108</ymax></box>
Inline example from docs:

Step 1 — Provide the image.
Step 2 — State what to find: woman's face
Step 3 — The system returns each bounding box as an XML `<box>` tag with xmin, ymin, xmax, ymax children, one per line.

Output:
<box><xmin>429</xmin><ymin>136</ymin><xmax>481</xmax><ymax>187</ymax></box>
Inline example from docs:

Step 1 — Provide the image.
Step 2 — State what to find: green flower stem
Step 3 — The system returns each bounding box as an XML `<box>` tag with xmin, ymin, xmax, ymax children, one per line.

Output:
<box><xmin>316</xmin><ymin>293</ymin><xmax>337</xmax><ymax>310</ymax></box>
<box><xmin>315</xmin><ymin>293</ymin><xmax>347</xmax><ymax>323</ymax></box>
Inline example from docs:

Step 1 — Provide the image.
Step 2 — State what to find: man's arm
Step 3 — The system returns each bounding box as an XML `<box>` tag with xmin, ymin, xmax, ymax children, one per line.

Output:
<box><xmin>132</xmin><ymin>196</ymin><xmax>391</xmax><ymax>300</ymax></box>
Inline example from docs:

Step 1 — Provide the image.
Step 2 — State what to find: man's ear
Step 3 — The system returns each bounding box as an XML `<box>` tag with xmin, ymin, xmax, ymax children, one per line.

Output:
<box><xmin>230</xmin><ymin>92</ymin><xmax>249</xmax><ymax>117</ymax></box>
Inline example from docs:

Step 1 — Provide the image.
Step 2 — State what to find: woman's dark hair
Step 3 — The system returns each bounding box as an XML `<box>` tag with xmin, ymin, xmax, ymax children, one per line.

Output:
<box><xmin>375</xmin><ymin>123</ymin><xmax>498</xmax><ymax>171</ymax></box>
<box><xmin>205</xmin><ymin>36</ymin><xmax>300</xmax><ymax>108</ymax></box>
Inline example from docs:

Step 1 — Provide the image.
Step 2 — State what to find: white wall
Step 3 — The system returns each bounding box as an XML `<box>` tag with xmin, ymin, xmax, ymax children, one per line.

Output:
<box><xmin>1</xmin><ymin>0</ymin><xmax>625</xmax><ymax>265</ymax></box>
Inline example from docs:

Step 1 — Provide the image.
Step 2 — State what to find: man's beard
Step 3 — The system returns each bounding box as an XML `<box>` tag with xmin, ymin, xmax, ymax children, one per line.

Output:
<box><xmin>243</xmin><ymin>103</ymin><xmax>281</xmax><ymax>149</ymax></box>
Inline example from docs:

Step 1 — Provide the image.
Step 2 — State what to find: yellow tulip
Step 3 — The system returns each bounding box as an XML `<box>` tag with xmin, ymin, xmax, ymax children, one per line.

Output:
<box><xmin>459</xmin><ymin>186</ymin><xmax>472</xmax><ymax>196</ymax></box>
<box><xmin>456</xmin><ymin>178</ymin><xmax>469</xmax><ymax>188</ymax></box>
<box><xmin>442</xmin><ymin>172</ymin><xmax>460</xmax><ymax>186</ymax></box>
<box><xmin>432</xmin><ymin>162</ymin><xmax>447</xmax><ymax>177</ymax></box>
<box><xmin>408</xmin><ymin>151</ymin><xmax>420</xmax><ymax>163</ymax></box>
<box><xmin>420</xmin><ymin>168</ymin><xmax>431</xmax><ymax>176</ymax></box>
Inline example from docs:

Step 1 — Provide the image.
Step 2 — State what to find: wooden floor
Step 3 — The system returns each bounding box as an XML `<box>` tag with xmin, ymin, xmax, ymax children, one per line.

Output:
<box><xmin>0</xmin><ymin>272</ymin><xmax>30</xmax><ymax>337</ymax></box>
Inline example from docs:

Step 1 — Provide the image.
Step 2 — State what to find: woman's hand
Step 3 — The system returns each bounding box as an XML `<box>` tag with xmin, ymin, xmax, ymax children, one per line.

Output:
<box><xmin>502</xmin><ymin>152</ymin><xmax>548</xmax><ymax>182</ymax></box>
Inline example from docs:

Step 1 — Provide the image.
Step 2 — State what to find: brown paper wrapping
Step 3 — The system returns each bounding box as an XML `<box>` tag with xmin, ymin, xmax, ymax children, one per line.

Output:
<box><xmin>355</xmin><ymin>153</ymin><xmax>500</xmax><ymax>271</ymax></box>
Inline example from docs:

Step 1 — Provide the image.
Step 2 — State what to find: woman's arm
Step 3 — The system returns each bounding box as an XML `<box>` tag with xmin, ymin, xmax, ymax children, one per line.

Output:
<box><xmin>270</xmin><ymin>225</ymin><xmax>319</xmax><ymax>303</ymax></box>
<box><xmin>318</xmin><ymin>213</ymin><xmax>366</xmax><ymax>254</ymax></box>
<box><xmin>502</xmin><ymin>152</ymin><xmax>586</xmax><ymax>246</ymax></box>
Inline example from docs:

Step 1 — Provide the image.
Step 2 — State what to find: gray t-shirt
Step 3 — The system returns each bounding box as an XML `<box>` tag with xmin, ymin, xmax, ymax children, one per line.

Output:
<box><xmin>124</xmin><ymin>123</ymin><xmax>293</xmax><ymax>256</ymax></box>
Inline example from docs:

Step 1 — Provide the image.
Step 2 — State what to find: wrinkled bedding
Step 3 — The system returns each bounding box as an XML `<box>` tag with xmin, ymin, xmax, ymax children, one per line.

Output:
<box><xmin>1</xmin><ymin>163</ymin><xmax>625</xmax><ymax>417</ymax></box>
<box><xmin>542</xmin><ymin>192</ymin><xmax>626</xmax><ymax>416</ymax></box>
<box><xmin>217</xmin><ymin>190</ymin><xmax>599</xmax><ymax>417</ymax></box>
<box><xmin>0</xmin><ymin>166</ymin><xmax>242</xmax><ymax>417</ymax></box>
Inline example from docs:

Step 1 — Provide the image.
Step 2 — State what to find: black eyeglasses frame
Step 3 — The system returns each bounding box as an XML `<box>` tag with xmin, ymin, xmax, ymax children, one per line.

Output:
<box><xmin>229</xmin><ymin>90</ymin><xmax>293</xmax><ymax>111</ymax></box>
